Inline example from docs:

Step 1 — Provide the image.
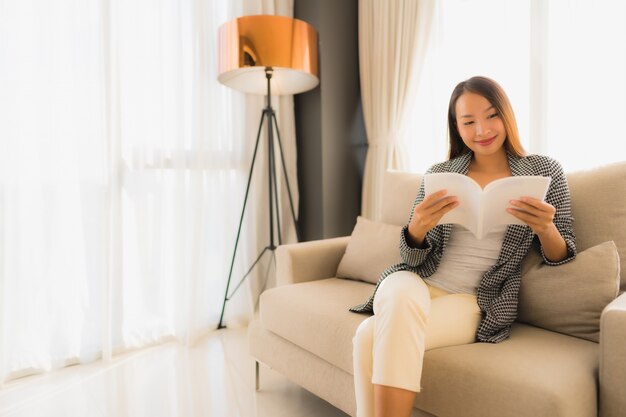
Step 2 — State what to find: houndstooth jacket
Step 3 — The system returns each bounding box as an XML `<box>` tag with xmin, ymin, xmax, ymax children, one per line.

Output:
<box><xmin>350</xmin><ymin>151</ymin><xmax>577</xmax><ymax>343</ymax></box>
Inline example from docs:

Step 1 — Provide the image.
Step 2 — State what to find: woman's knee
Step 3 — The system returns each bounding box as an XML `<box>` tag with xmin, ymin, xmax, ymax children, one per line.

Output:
<box><xmin>353</xmin><ymin>316</ymin><xmax>375</xmax><ymax>357</ymax></box>
<box><xmin>373</xmin><ymin>271</ymin><xmax>430</xmax><ymax>314</ymax></box>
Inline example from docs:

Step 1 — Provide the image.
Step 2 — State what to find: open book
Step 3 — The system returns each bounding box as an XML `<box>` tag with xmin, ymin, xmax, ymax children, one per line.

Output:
<box><xmin>423</xmin><ymin>173</ymin><xmax>551</xmax><ymax>239</ymax></box>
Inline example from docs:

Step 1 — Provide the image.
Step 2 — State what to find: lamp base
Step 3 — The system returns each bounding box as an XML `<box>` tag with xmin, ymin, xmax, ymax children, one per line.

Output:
<box><xmin>216</xmin><ymin>244</ymin><xmax>275</xmax><ymax>330</ymax></box>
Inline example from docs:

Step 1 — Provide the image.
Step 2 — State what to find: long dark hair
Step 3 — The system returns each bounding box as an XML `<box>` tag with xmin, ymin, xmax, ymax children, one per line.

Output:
<box><xmin>447</xmin><ymin>76</ymin><xmax>526</xmax><ymax>159</ymax></box>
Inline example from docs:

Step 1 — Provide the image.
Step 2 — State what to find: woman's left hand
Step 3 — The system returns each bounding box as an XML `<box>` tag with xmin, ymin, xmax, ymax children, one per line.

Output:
<box><xmin>507</xmin><ymin>197</ymin><xmax>557</xmax><ymax>237</ymax></box>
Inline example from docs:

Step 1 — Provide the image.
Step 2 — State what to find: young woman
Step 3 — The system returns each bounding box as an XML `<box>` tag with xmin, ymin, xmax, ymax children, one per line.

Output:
<box><xmin>350</xmin><ymin>76</ymin><xmax>576</xmax><ymax>417</ymax></box>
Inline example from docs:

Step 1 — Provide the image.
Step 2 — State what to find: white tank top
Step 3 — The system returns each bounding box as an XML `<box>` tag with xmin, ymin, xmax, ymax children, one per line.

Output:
<box><xmin>424</xmin><ymin>224</ymin><xmax>507</xmax><ymax>295</ymax></box>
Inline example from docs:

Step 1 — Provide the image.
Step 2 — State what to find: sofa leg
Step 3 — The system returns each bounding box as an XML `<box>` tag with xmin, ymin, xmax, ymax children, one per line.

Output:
<box><xmin>255</xmin><ymin>361</ymin><xmax>260</xmax><ymax>391</ymax></box>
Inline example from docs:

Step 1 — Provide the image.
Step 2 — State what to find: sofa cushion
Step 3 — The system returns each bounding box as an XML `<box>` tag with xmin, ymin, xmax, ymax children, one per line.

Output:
<box><xmin>260</xmin><ymin>278</ymin><xmax>599</xmax><ymax>417</ymax></box>
<box><xmin>518</xmin><ymin>240</ymin><xmax>620</xmax><ymax>342</ymax></box>
<box><xmin>416</xmin><ymin>324</ymin><xmax>599</xmax><ymax>417</ymax></box>
<box><xmin>380</xmin><ymin>170</ymin><xmax>422</xmax><ymax>226</ymax></box>
<box><xmin>336</xmin><ymin>216</ymin><xmax>402</xmax><ymax>284</ymax></box>
<box><xmin>260</xmin><ymin>277</ymin><xmax>373</xmax><ymax>374</ymax></box>
<box><xmin>567</xmin><ymin>161</ymin><xmax>626</xmax><ymax>294</ymax></box>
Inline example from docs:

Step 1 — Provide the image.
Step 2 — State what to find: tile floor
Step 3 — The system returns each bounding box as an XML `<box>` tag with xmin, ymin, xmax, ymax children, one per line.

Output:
<box><xmin>0</xmin><ymin>327</ymin><xmax>350</xmax><ymax>417</ymax></box>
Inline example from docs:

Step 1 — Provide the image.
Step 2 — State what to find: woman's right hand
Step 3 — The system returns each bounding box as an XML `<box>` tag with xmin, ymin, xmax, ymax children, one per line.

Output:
<box><xmin>407</xmin><ymin>190</ymin><xmax>459</xmax><ymax>247</ymax></box>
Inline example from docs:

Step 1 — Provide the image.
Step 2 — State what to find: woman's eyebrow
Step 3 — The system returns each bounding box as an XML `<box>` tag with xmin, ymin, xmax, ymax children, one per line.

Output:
<box><xmin>460</xmin><ymin>105</ymin><xmax>495</xmax><ymax>118</ymax></box>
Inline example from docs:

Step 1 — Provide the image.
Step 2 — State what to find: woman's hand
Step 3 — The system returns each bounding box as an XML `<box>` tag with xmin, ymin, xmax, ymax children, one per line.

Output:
<box><xmin>507</xmin><ymin>197</ymin><xmax>568</xmax><ymax>262</ymax></box>
<box><xmin>407</xmin><ymin>190</ymin><xmax>459</xmax><ymax>247</ymax></box>
<box><xmin>507</xmin><ymin>197</ymin><xmax>556</xmax><ymax>237</ymax></box>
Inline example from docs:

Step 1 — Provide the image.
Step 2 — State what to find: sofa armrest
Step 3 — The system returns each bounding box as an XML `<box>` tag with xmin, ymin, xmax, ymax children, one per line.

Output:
<box><xmin>599</xmin><ymin>291</ymin><xmax>626</xmax><ymax>417</ymax></box>
<box><xmin>275</xmin><ymin>236</ymin><xmax>349</xmax><ymax>286</ymax></box>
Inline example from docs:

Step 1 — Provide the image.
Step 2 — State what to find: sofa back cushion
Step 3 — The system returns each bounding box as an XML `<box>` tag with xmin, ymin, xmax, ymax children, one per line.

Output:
<box><xmin>567</xmin><ymin>161</ymin><xmax>626</xmax><ymax>294</ymax></box>
<box><xmin>380</xmin><ymin>163</ymin><xmax>626</xmax><ymax>293</ymax></box>
<box><xmin>380</xmin><ymin>170</ymin><xmax>422</xmax><ymax>226</ymax></box>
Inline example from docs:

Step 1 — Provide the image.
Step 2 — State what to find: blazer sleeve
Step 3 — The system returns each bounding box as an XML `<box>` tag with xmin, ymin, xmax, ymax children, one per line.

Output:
<box><xmin>541</xmin><ymin>158</ymin><xmax>577</xmax><ymax>266</ymax></box>
<box><xmin>399</xmin><ymin>166</ymin><xmax>438</xmax><ymax>267</ymax></box>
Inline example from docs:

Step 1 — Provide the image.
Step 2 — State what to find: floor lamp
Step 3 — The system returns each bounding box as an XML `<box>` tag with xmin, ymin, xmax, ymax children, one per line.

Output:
<box><xmin>216</xmin><ymin>15</ymin><xmax>319</xmax><ymax>329</ymax></box>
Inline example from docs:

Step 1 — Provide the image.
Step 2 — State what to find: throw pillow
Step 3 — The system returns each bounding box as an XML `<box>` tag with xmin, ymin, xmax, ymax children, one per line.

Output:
<box><xmin>567</xmin><ymin>161</ymin><xmax>626</xmax><ymax>295</ymax></box>
<box><xmin>336</xmin><ymin>216</ymin><xmax>403</xmax><ymax>285</ymax></box>
<box><xmin>517</xmin><ymin>240</ymin><xmax>620</xmax><ymax>343</ymax></box>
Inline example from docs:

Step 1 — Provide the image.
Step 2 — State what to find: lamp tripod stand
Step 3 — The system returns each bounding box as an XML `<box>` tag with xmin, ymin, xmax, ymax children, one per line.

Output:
<box><xmin>217</xmin><ymin>68</ymin><xmax>300</xmax><ymax>329</ymax></box>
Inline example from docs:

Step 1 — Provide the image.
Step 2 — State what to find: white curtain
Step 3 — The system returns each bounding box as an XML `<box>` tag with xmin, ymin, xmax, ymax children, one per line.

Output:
<box><xmin>402</xmin><ymin>0</ymin><xmax>626</xmax><ymax>174</ymax></box>
<box><xmin>359</xmin><ymin>0</ymin><xmax>434</xmax><ymax>220</ymax></box>
<box><xmin>401</xmin><ymin>0</ymin><xmax>531</xmax><ymax>173</ymax></box>
<box><xmin>0</xmin><ymin>0</ymin><xmax>110</xmax><ymax>382</ymax></box>
<box><xmin>543</xmin><ymin>0</ymin><xmax>626</xmax><ymax>171</ymax></box>
<box><xmin>0</xmin><ymin>0</ymin><xmax>296</xmax><ymax>384</ymax></box>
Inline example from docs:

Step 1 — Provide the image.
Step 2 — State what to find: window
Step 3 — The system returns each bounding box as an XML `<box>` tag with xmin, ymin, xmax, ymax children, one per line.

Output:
<box><xmin>545</xmin><ymin>0</ymin><xmax>626</xmax><ymax>171</ymax></box>
<box><xmin>403</xmin><ymin>0</ymin><xmax>625</xmax><ymax>173</ymax></box>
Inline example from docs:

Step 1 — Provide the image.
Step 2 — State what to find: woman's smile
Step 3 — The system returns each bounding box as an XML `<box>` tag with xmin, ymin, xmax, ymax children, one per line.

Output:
<box><xmin>475</xmin><ymin>135</ymin><xmax>497</xmax><ymax>146</ymax></box>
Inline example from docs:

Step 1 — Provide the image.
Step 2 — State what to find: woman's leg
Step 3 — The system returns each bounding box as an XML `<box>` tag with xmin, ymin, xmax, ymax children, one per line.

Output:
<box><xmin>372</xmin><ymin>271</ymin><xmax>431</xmax><ymax>417</ymax></box>
<box><xmin>353</xmin><ymin>314</ymin><xmax>420</xmax><ymax>417</ymax></box>
<box><xmin>352</xmin><ymin>271</ymin><xmax>481</xmax><ymax>417</ymax></box>
<box><xmin>373</xmin><ymin>385</ymin><xmax>417</xmax><ymax>417</ymax></box>
<box><xmin>372</xmin><ymin>271</ymin><xmax>431</xmax><ymax>392</ymax></box>
<box><xmin>353</xmin><ymin>317</ymin><xmax>376</xmax><ymax>417</ymax></box>
<box><xmin>425</xmin><ymin>292</ymin><xmax>482</xmax><ymax>350</ymax></box>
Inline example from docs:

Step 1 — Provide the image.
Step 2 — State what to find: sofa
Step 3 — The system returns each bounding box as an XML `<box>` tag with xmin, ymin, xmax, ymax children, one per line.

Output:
<box><xmin>248</xmin><ymin>161</ymin><xmax>626</xmax><ymax>417</ymax></box>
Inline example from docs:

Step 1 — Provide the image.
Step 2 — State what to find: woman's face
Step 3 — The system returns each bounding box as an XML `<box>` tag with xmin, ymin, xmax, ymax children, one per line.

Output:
<box><xmin>455</xmin><ymin>92</ymin><xmax>506</xmax><ymax>157</ymax></box>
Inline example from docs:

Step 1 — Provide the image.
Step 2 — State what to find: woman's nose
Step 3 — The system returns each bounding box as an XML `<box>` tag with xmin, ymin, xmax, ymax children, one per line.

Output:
<box><xmin>476</xmin><ymin>122</ymin><xmax>490</xmax><ymax>136</ymax></box>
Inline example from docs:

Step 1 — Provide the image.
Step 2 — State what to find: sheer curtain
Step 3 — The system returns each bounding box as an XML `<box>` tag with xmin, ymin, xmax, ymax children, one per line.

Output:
<box><xmin>544</xmin><ymin>0</ymin><xmax>626</xmax><ymax>171</ymax></box>
<box><xmin>401</xmin><ymin>0</ymin><xmax>530</xmax><ymax>173</ymax></box>
<box><xmin>0</xmin><ymin>0</ymin><xmax>295</xmax><ymax>384</ymax></box>
<box><xmin>0</xmin><ymin>0</ymin><xmax>109</xmax><ymax>382</ymax></box>
<box><xmin>359</xmin><ymin>0</ymin><xmax>434</xmax><ymax>220</ymax></box>
<box><xmin>403</xmin><ymin>0</ymin><xmax>626</xmax><ymax>174</ymax></box>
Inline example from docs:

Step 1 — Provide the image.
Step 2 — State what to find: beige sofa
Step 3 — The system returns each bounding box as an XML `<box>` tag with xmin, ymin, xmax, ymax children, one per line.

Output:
<box><xmin>249</xmin><ymin>162</ymin><xmax>626</xmax><ymax>417</ymax></box>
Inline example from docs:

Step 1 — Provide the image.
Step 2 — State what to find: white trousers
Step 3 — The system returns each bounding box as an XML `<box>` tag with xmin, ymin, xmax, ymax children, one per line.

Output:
<box><xmin>352</xmin><ymin>271</ymin><xmax>482</xmax><ymax>417</ymax></box>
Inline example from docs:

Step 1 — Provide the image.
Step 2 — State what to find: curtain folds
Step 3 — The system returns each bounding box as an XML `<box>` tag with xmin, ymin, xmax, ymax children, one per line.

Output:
<box><xmin>358</xmin><ymin>0</ymin><xmax>434</xmax><ymax>220</ymax></box>
<box><xmin>0</xmin><ymin>0</ymin><xmax>296</xmax><ymax>384</ymax></box>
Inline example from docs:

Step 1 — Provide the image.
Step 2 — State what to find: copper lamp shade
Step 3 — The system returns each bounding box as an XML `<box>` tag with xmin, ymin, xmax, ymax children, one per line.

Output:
<box><xmin>217</xmin><ymin>15</ymin><xmax>319</xmax><ymax>95</ymax></box>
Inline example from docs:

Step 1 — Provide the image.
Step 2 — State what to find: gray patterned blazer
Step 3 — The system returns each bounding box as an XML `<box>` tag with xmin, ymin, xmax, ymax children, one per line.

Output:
<box><xmin>350</xmin><ymin>151</ymin><xmax>577</xmax><ymax>343</ymax></box>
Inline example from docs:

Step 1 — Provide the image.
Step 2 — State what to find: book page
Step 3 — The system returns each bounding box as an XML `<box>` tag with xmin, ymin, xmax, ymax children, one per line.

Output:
<box><xmin>424</xmin><ymin>173</ymin><xmax>552</xmax><ymax>239</ymax></box>
<box><xmin>423</xmin><ymin>173</ymin><xmax>481</xmax><ymax>236</ymax></box>
<box><xmin>481</xmin><ymin>175</ymin><xmax>551</xmax><ymax>234</ymax></box>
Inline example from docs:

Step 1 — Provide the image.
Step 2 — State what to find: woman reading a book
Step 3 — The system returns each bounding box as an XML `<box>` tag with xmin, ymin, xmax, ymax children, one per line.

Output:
<box><xmin>350</xmin><ymin>76</ymin><xmax>576</xmax><ymax>417</ymax></box>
